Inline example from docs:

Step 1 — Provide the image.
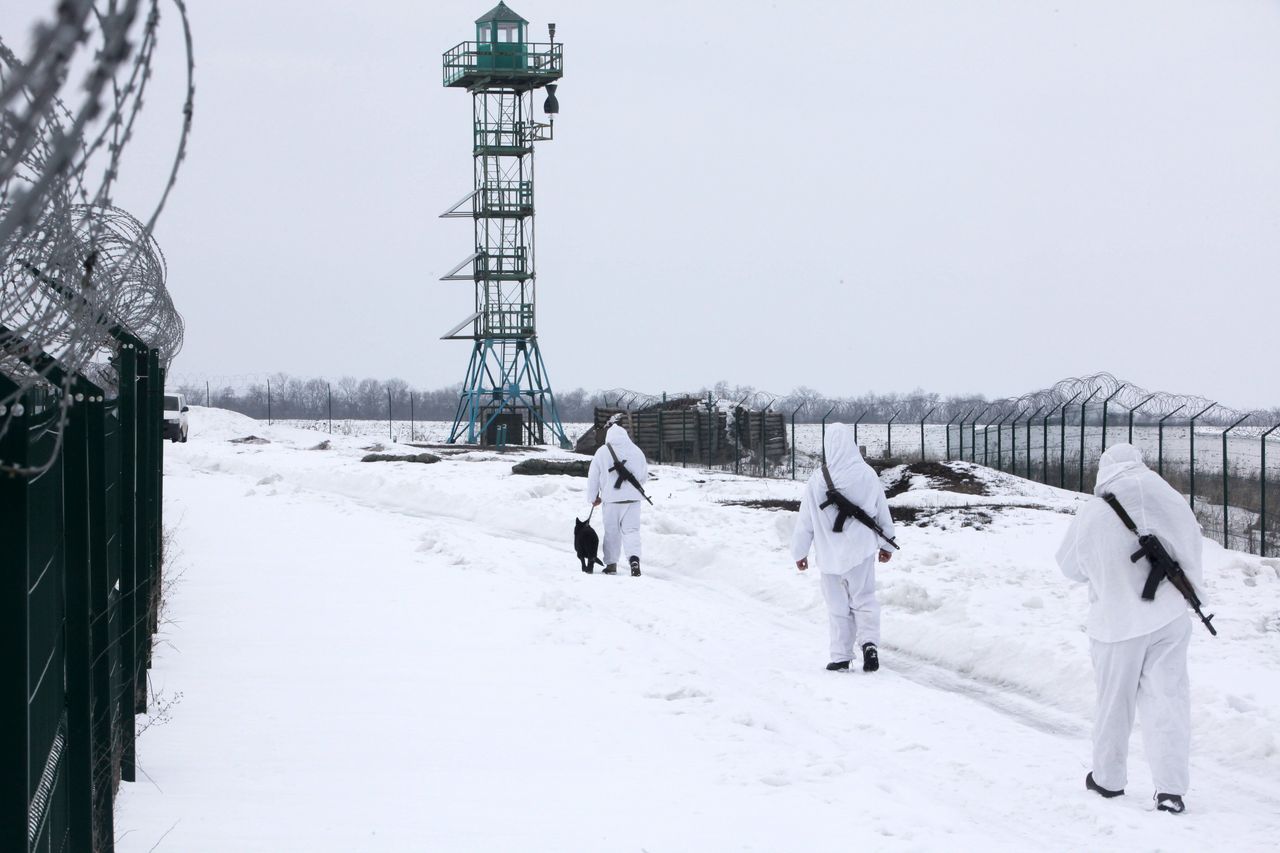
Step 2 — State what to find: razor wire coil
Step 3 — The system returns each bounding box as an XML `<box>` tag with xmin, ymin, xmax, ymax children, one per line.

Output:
<box><xmin>1</xmin><ymin>0</ymin><xmax>192</xmax><ymax>473</ymax></box>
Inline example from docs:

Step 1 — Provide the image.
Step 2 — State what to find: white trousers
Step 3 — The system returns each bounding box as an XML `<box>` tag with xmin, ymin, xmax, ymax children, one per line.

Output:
<box><xmin>1090</xmin><ymin>615</ymin><xmax>1192</xmax><ymax>795</ymax></box>
<box><xmin>820</xmin><ymin>555</ymin><xmax>880</xmax><ymax>662</ymax></box>
<box><xmin>602</xmin><ymin>501</ymin><xmax>642</xmax><ymax>566</ymax></box>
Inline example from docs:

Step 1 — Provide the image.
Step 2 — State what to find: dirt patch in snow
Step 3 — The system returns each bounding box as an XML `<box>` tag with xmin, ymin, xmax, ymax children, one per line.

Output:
<box><xmin>361</xmin><ymin>452</ymin><xmax>441</xmax><ymax>464</ymax></box>
<box><xmin>882</xmin><ymin>461</ymin><xmax>990</xmax><ymax>499</ymax></box>
<box><xmin>511</xmin><ymin>459</ymin><xmax>591</xmax><ymax>478</ymax></box>
<box><xmin>721</xmin><ymin>499</ymin><xmax>801</xmax><ymax>512</ymax></box>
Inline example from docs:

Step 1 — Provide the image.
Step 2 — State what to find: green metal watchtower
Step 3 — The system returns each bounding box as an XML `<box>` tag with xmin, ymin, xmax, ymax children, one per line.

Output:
<box><xmin>440</xmin><ymin>2</ymin><xmax>569</xmax><ymax>447</ymax></box>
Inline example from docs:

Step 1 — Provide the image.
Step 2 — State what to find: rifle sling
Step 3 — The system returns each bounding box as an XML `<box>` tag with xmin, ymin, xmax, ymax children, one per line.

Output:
<box><xmin>606</xmin><ymin>442</ymin><xmax>627</xmax><ymax>488</ymax></box>
<box><xmin>819</xmin><ymin>465</ymin><xmax>851</xmax><ymax>532</ymax></box>
<box><xmin>605</xmin><ymin>442</ymin><xmax>649</xmax><ymax>502</ymax></box>
<box><xmin>1101</xmin><ymin>492</ymin><xmax>1165</xmax><ymax>601</ymax></box>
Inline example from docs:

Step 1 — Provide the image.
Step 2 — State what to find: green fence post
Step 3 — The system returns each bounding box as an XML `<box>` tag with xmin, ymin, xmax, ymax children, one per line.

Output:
<box><xmin>267</xmin><ymin>377</ymin><xmax>272</xmax><ymax>425</ymax></box>
<box><xmin>944</xmin><ymin>412</ymin><xmax>959</xmax><ymax>461</ymax></box>
<box><xmin>327</xmin><ymin>383</ymin><xmax>333</xmax><ymax>434</ymax></box>
<box><xmin>1100</xmin><ymin>384</ymin><xmax>1125</xmax><ymax>454</ymax></box>
<box><xmin>64</xmin><ymin>384</ymin><xmax>96</xmax><ymax>850</ymax></box>
<box><xmin>0</xmin><ymin>377</ymin><xmax>30</xmax><ymax>853</ymax></box>
<box><xmin>972</xmin><ymin>405</ymin><xmax>992</xmax><ymax>463</ymax></box>
<box><xmin>958</xmin><ymin>408</ymin><xmax>975</xmax><ymax>463</ymax></box>
<box><xmin>994</xmin><ymin>411</ymin><xmax>1012</xmax><ymax>470</ymax></box>
<box><xmin>1262</xmin><ymin>424</ymin><xmax>1279</xmax><ymax>557</ymax></box>
<box><xmin>886</xmin><ymin>409</ymin><xmax>900</xmax><ymax>459</ymax></box>
<box><xmin>682</xmin><ymin>409</ymin><xmax>688</xmax><ymax>469</ymax></box>
<box><xmin>982</xmin><ymin>416</ymin><xmax>993</xmax><ymax>467</ymax></box>
<box><xmin>790</xmin><ymin>403</ymin><xmax>803</xmax><ymax>479</ymax></box>
<box><xmin>117</xmin><ymin>342</ymin><xmax>139</xmax><ymax>781</ymax></box>
<box><xmin>920</xmin><ymin>407</ymin><xmax>936</xmax><ymax>462</ymax></box>
<box><xmin>1025</xmin><ymin>406</ymin><xmax>1043</xmax><ymax>479</ymax></box>
<box><xmin>135</xmin><ymin>350</ymin><xmax>153</xmax><ymax>713</ymax></box>
<box><xmin>410</xmin><ymin>392</ymin><xmax>415</xmax><ymax>443</ymax></box>
<box><xmin>1221</xmin><ymin>415</ymin><xmax>1249</xmax><ymax>550</ymax></box>
<box><xmin>1127</xmin><ymin>394</ymin><xmax>1155</xmax><ymax>445</ymax></box>
<box><xmin>1157</xmin><ymin>405</ymin><xmax>1183</xmax><ymax>478</ymax></box>
<box><xmin>86</xmin><ymin>389</ymin><xmax>115</xmax><ymax>845</ymax></box>
<box><xmin>821</xmin><ymin>406</ymin><xmax>834</xmax><ymax>464</ymax></box>
<box><xmin>759</xmin><ymin>404</ymin><xmax>770</xmax><ymax>477</ymax></box>
<box><xmin>388</xmin><ymin>388</ymin><xmax>393</xmax><ymax>440</ymax></box>
<box><xmin>1010</xmin><ymin>410</ymin><xmax>1022</xmax><ymax>474</ymax></box>
<box><xmin>658</xmin><ymin>393</ymin><xmax>665</xmax><ymax>465</ymax></box>
<box><xmin>1079</xmin><ymin>389</ymin><xmax>1101</xmax><ymax>492</ymax></box>
<box><xmin>1041</xmin><ymin>407</ymin><xmax>1051</xmax><ymax>484</ymax></box>
<box><xmin>153</xmin><ymin>356</ymin><xmax>165</xmax><ymax>639</ymax></box>
<box><xmin>853</xmin><ymin>409</ymin><xmax>867</xmax><ymax>449</ymax></box>
<box><xmin>706</xmin><ymin>393</ymin><xmax>714</xmax><ymax>469</ymax></box>
<box><xmin>1188</xmin><ymin>403</ymin><xmax>1216</xmax><ymax>512</ymax></box>
<box><xmin>1059</xmin><ymin>393</ymin><xmax>1081</xmax><ymax>489</ymax></box>
<box><xmin>732</xmin><ymin>399</ymin><xmax>746</xmax><ymax>476</ymax></box>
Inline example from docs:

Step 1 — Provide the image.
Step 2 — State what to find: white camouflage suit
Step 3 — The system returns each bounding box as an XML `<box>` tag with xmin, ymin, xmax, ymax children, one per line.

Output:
<box><xmin>791</xmin><ymin>424</ymin><xmax>895</xmax><ymax>662</ymax></box>
<box><xmin>586</xmin><ymin>423</ymin><xmax>649</xmax><ymax>567</ymax></box>
<box><xmin>1056</xmin><ymin>443</ymin><xmax>1204</xmax><ymax>797</ymax></box>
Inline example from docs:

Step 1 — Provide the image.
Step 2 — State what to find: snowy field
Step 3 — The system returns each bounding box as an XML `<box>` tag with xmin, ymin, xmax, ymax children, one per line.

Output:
<box><xmin>115</xmin><ymin>407</ymin><xmax>1280</xmax><ymax>852</ymax></box>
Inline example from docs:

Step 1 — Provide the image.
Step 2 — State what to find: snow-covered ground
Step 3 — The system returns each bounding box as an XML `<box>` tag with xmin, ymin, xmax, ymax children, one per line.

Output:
<box><xmin>116</xmin><ymin>407</ymin><xmax>1280</xmax><ymax>852</ymax></box>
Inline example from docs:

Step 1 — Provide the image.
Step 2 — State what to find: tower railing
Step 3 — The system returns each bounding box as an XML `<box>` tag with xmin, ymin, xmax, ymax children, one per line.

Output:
<box><xmin>482</xmin><ymin>305</ymin><xmax>535</xmax><ymax>337</ymax></box>
<box><xmin>443</xmin><ymin>42</ymin><xmax>563</xmax><ymax>87</ymax></box>
<box><xmin>474</xmin><ymin>248</ymin><xmax>528</xmax><ymax>278</ymax></box>
<box><xmin>477</xmin><ymin>181</ymin><xmax>534</xmax><ymax>215</ymax></box>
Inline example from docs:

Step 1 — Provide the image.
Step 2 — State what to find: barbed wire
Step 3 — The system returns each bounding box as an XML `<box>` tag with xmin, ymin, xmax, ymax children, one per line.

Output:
<box><xmin>601</xmin><ymin>373</ymin><xmax>1279</xmax><ymax>430</ymax></box>
<box><xmin>1</xmin><ymin>0</ymin><xmax>194</xmax><ymax>470</ymax></box>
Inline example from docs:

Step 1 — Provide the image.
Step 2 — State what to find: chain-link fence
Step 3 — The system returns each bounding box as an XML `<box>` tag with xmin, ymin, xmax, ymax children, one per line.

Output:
<box><xmin>586</xmin><ymin>378</ymin><xmax>1280</xmax><ymax>559</ymax></box>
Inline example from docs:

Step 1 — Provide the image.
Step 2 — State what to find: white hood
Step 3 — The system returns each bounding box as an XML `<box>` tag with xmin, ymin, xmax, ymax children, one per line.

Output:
<box><xmin>1094</xmin><ymin>443</ymin><xmax>1147</xmax><ymax>496</ymax></box>
<box><xmin>1057</xmin><ymin>443</ymin><xmax>1205</xmax><ymax>642</ymax></box>
<box><xmin>605</xmin><ymin>423</ymin><xmax>638</xmax><ymax>454</ymax></box>
<box><xmin>824</xmin><ymin>422</ymin><xmax>871</xmax><ymax>488</ymax></box>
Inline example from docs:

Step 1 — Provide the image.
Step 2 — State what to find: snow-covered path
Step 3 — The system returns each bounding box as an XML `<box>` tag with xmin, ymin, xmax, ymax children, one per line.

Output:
<box><xmin>116</xmin><ymin>410</ymin><xmax>1280</xmax><ymax>852</ymax></box>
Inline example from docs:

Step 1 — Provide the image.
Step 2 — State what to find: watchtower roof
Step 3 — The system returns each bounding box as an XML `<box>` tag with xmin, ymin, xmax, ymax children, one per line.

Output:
<box><xmin>476</xmin><ymin>2</ymin><xmax>528</xmax><ymax>25</ymax></box>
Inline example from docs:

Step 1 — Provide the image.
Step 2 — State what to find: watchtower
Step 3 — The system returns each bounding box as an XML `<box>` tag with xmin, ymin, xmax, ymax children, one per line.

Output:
<box><xmin>440</xmin><ymin>3</ymin><xmax>569</xmax><ymax>447</ymax></box>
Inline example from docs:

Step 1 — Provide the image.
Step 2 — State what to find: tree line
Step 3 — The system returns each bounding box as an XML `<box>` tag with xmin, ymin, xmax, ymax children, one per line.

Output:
<box><xmin>173</xmin><ymin>375</ymin><xmax>607</xmax><ymax>422</ymax></box>
<box><xmin>174</xmin><ymin>374</ymin><xmax>1280</xmax><ymax>427</ymax></box>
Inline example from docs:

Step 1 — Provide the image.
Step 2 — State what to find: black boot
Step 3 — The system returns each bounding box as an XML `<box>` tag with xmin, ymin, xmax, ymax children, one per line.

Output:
<box><xmin>602</xmin><ymin>563</ymin><xmax>617</xmax><ymax>575</ymax></box>
<box><xmin>1156</xmin><ymin>793</ymin><xmax>1185</xmax><ymax>814</ymax></box>
<box><xmin>629</xmin><ymin>556</ymin><xmax>641</xmax><ymax>577</ymax></box>
<box><xmin>1086</xmin><ymin>772</ymin><xmax>1124</xmax><ymax>798</ymax></box>
<box><xmin>861</xmin><ymin>643</ymin><xmax>879</xmax><ymax>672</ymax></box>
<box><xmin>825</xmin><ymin>661</ymin><xmax>850</xmax><ymax>671</ymax></box>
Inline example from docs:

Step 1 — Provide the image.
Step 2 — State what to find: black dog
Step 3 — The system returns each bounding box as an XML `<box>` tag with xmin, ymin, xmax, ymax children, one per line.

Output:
<box><xmin>574</xmin><ymin>515</ymin><xmax>604</xmax><ymax>574</ymax></box>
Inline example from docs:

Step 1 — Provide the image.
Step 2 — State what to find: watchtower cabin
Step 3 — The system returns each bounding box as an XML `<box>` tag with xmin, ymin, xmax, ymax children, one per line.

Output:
<box><xmin>575</xmin><ymin>399</ymin><xmax>789</xmax><ymax>470</ymax></box>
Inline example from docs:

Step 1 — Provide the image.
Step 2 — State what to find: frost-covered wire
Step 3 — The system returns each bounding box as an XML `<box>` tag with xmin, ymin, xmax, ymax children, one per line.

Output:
<box><xmin>1</xmin><ymin>0</ymin><xmax>194</xmax><ymax>471</ymax></box>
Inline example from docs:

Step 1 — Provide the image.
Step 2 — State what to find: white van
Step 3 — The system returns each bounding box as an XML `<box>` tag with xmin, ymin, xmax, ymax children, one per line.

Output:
<box><xmin>163</xmin><ymin>393</ymin><xmax>189</xmax><ymax>443</ymax></box>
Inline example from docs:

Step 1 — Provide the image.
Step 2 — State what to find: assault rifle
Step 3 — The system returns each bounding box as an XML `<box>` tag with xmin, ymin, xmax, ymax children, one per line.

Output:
<box><xmin>820</xmin><ymin>465</ymin><xmax>899</xmax><ymax>550</ymax></box>
<box><xmin>1102</xmin><ymin>493</ymin><xmax>1217</xmax><ymax>636</ymax></box>
<box><xmin>606</xmin><ymin>443</ymin><xmax>653</xmax><ymax>505</ymax></box>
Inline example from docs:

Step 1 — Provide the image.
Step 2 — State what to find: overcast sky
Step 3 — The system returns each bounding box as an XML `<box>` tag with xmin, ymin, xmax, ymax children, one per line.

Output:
<box><xmin>10</xmin><ymin>1</ymin><xmax>1280</xmax><ymax>407</ymax></box>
